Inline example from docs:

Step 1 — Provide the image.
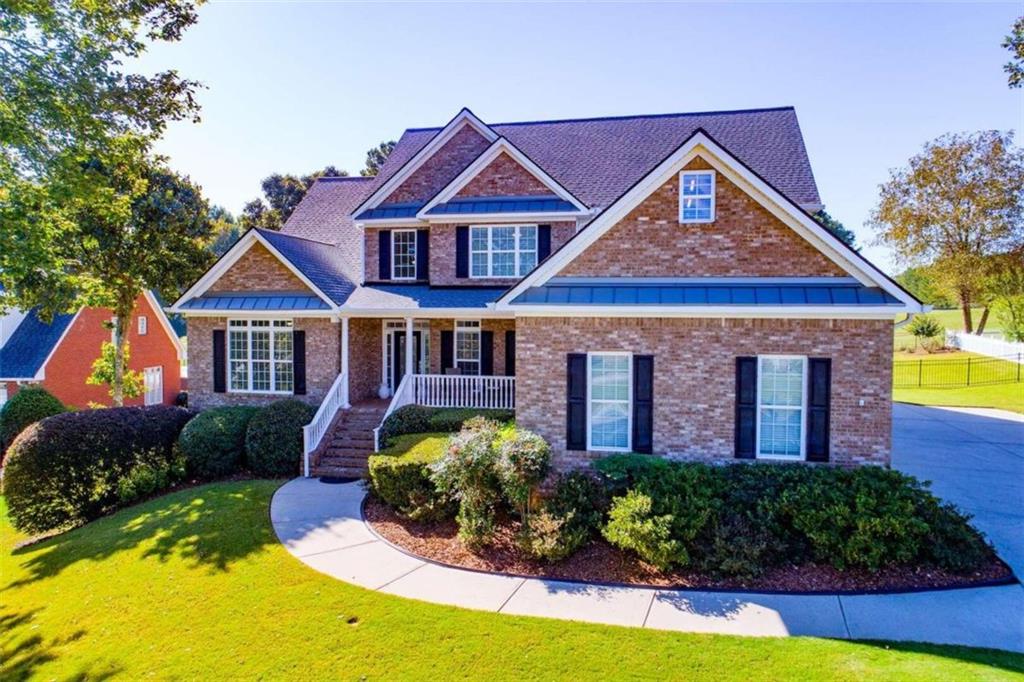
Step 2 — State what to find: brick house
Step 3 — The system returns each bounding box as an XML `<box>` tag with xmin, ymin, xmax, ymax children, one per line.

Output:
<box><xmin>1</xmin><ymin>291</ymin><xmax>184</xmax><ymax>409</ymax></box>
<box><xmin>168</xmin><ymin>107</ymin><xmax>924</xmax><ymax>475</ymax></box>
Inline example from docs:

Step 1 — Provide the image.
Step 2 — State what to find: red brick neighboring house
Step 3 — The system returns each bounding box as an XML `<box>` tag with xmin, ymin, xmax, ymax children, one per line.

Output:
<box><xmin>168</xmin><ymin>107</ymin><xmax>924</xmax><ymax>475</ymax></box>
<box><xmin>0</xmin><ymin>291</ymin><xmax>184</xmax><ymax>409</ymax></box>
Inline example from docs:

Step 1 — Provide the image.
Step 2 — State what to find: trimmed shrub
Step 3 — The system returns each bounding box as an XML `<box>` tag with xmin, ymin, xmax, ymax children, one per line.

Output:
<box><xmin>427</xmin><ymin>408</ymin><xmax>514</xmax><ymax>434</ymax></box>
<box><xmin>177</xmin><ymin>406</ymin><xmax>260</xmax><ymax>479</ymax></box>
<box><xmin>1</xmin><ymin>406</ymin><xmax>194</xmax><ymax>533</ymax></box>
<box><xmin>603</xmin><ymin>491</ymin><xmax>680</xmax><ymax>571</ymax></box>
<box><xmin>430</xmin><ymin>420</ymin><xmax>504</xmax><ymax>548</ymax></box>
<box><xmin>378</xmin><ymin>405</ymin><xmax>514</xmax><ymax>448</ymax></box>
<box><xmin>523</xmin><ymin>473</ymin><xmax>607</xmax><ymax>562</ymax></box>
<box><xmin>368</xmin><ymin>433</ymin><xmax>454</xmax><ymax>521</ymax></box>
<box><xmin>497</xmin><ymin>428</ymin><xmax>550</xmax><ymax>522</ymax></box>
<box><xmin>117</xmin><ymin>453</ymin><xmax>187</xmax><ymax>506</ymax></box>
<box><xmin>244</xmin><ymin>399</ymin><xmax>315</xmax><ymax>477</ymax></box>
<box><xmin>0</xmin><ymin>386</ymin><xmax>65</xmax><ymax>453</ymax></box>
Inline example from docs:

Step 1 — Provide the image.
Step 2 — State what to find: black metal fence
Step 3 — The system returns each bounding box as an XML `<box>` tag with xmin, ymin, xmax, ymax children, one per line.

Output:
<box><xmin>893</xmin><ymin>354</ymin><xmax>1024</xmax><ymax>389</ymax></box>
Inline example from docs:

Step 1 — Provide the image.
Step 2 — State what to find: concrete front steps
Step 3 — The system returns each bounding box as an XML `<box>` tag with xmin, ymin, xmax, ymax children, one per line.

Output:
<box><xmin>311</xmin><ymin>400</ymin><xmax>389</xmax><ymax>478</ymax></box>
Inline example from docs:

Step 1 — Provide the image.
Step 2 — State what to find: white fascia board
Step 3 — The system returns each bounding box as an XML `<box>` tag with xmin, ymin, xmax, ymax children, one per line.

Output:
<box><xmin>339</xmin><ymin>308</ymin><xmax>511</xmax><ymax>319</ymax></box>
<box><xmin>144</xmin><ymin>290</ymin><xmax>185</xmax><ymax>361</ymax></box>
<box><xmin>416</xmin><ymin>138</ymin><xmax>589</xmax><ymax>219</ymax></box>
<box><xmin>168</xmin><ymin>230</ymin><xmax>339</xmax><ymax>314</ymax></box>
<box><xmin>506</xmin><ymin>305</ymin><xmax>903</xmax><ymax>319</ymax></box>
<box><xmin>33</xmin><ymin>308</ymin><xmax>83</xmax><ymax>380</ymax></box>
<box><xmin>495</xmin><ymin>132</ymin><xmax>922</xmax><ymax>311</ymax></box>
<box><xmin>172</xmin><ymin>309</ymin><xmax>337</xmax><ymax>319</ymax></box>
<box><xmin>422</xmin><ymin>211</ymin><xmax>587</xmax><ymax>224</ymax></box>
<box><xmin>351</xmin><ymin>109</ymin><xmax>499</xmax><ymax>217</ymax></box>
<box><xmin>354</xmin><ymin>218</ymin><xmax>425</xmax><ymax>229</ymax></box>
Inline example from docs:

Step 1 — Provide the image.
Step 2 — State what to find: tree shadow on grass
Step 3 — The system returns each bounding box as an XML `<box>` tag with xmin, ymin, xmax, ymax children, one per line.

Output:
<box><xmin>7</xmin><ymin>481</ymin><xmax>277</xmax><ymax>588</ymax></box>
<box><xmin>0</xmin><ymin>607</ymin><xmax>123</xmax><ymax>681</ymax></box>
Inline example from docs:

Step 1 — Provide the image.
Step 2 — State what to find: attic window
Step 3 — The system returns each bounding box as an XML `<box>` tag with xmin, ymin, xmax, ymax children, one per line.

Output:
<box><xmin>679</xmin><ymin>170</ymin><xmax>715</xmax><ymax>223</ymax></box>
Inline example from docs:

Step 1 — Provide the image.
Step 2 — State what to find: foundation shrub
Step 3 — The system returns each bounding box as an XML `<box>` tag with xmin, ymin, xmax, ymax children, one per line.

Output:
<box><xmin>367</xmin><ymin>433</ymin><xmax>454</xmax><ymax>521</ymax></box>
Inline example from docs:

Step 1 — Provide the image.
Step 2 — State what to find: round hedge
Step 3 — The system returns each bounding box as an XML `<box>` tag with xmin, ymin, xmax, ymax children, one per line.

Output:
<box><xmin>1</xmin><ymin>405</ymin><xmax>194</xmax><ymax>534</ymax></box>
<box><xmin>245</xmin><ymin>399</ymin><xmax>315</xmax><ymax>477</ymax></box>
<box><xmin>0</xmin><ymin>386</ymin><xmax>65</xmax><ymax>453</ymax></box>
<box><xmin>176</xmin><ymin>406</ymin><xmax>260</xmax><ymax>479</ymax></box>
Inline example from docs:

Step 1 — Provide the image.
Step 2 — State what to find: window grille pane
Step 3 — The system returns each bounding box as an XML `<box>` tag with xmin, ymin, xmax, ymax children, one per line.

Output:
<box><xmin>471</xmin><ymin>253</ymin><xmax>488</xmax><ymax>277</ymax></box>
<box><xmin>758</xmin><ymin>357</ymin><xmax>805</xmax><ymax>457</ymax></box>
<box><xmin>591</xmin><ymin>402</ymin><xmax>629</xmax><ymax>449</ymax></box>
<box><xmin>252</xmin><ymin>361</ymin><xmax>271</xmax><ymax>391</ymax></box>
<box><xmin>275</xmin><ymin>362</ymin><xmax>293</xmax><ymax>392</ymax></box>
<box><xmin>229</xmin><ymin>361</ymin><xmax>248</xmax><ymax>390</ymax></box>
<box><xmin>229</xmin><ymin>331</ymin><xmax>248</xmax><ymax>361</ymax></box>
<box><xmin>393</xmin><ymin>231</ymin><xmax>417</xmax><ymax>279</ymax></box>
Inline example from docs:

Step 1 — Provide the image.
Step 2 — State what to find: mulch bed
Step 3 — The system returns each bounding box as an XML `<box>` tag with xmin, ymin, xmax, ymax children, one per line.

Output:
<box><xmin>364</xmin><ymin>495</ymin><xmax>1014</xmax><ymax>593</ymax></box>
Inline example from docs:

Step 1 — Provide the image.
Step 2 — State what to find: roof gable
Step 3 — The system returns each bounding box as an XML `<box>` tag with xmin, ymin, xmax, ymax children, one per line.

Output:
<box><xmin>0</xmin><ymin>308</ymin><xmax>78</xmax><ymax>380</ymax></box>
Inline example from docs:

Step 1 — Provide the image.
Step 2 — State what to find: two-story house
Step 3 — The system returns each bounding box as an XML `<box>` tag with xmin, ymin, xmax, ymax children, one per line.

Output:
<box><xmin>169</xmin><ymin>107</ymin><xmax>924</xmax><ymax>476</ymax></box>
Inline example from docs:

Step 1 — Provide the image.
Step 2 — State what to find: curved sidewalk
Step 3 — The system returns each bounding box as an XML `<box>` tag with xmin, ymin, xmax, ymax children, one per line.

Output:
<box><xmin>271</xmin><ymin>477</ymin><xmax>1024</xmax><ymax>652</ymax></box>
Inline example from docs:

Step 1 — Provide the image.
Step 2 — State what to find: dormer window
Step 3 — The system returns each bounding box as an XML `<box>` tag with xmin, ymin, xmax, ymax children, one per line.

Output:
<box><xmin>679</xmin><ymin>170</ymin><xmax>715</xmax><ymax>223</ymax></box>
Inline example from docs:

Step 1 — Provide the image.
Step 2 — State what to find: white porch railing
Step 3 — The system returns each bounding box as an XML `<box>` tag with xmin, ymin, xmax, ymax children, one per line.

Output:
<box><xmin>302</xmin><ymin>371</ymin><xmax>349</xmax><ymax>477</ymax></box>
<box><xmin>947</xmin><ymin>331</ymin><xmax>1024</xmax><ymax>363</ymax></box>
<box><xmin>373</xmin><ymin>374</ymin><xmax>516</xmax><ymax>451</ymax></box>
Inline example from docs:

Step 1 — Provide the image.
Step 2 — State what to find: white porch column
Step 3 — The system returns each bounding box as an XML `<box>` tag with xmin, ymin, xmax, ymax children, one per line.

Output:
<box><xmin>404</xmin><ymin>316</ymin><xmax>414</xmax><ymax>379</ymax></box>
<box><xmin>340</xmin><ymin>316</ymin><xmax>350</xmax><ymax>408</ymax></box>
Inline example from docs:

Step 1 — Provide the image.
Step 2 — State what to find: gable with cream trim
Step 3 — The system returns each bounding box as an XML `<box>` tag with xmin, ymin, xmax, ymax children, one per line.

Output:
<box><xmin>209</xmin><ymin>242</ymin><xmax>312</xmax><ymax>293</ymax></box>
<box><xmin>382</xmin><ymin>125</ymin><xmax>492</xmax><ymax>205</ymax></box>
<box><xmin>558</xmin><ymin>157</ymin><xmax>846</xmax><ymax>279</ymax></box>
<box><xmin>454</xmin><ymin>152</ymin><xmax>554</xmax><ymax>198</ymax></box>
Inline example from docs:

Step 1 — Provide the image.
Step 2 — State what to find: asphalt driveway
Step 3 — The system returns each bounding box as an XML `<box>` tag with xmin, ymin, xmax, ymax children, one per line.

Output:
<box><xmin>892</xmin><ymin>402</ymin><xmax>1024</xmax><ymax>578</ymax></box>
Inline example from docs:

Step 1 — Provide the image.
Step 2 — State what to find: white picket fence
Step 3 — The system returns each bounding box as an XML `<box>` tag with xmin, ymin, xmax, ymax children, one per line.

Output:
<box><xmin>946</xmin><ymin>331</ymin><xmax>1024</xmax><ymax>364</ymax></box>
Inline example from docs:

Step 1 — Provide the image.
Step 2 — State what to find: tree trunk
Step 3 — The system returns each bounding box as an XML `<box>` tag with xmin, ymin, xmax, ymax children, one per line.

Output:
<box><xmin>959</xmin><ymin>290</ymin><xmax>973</xmax><ymax>334</ymax></box>
<box><xmin>112</xmin><ymin>297</ymin><xmax>134</xmax><ymax>407</ymax></box>
<box><xmin>975</xmin><ymin>306</ymin><xmax>990</xmax><ymax>335</ymax></box>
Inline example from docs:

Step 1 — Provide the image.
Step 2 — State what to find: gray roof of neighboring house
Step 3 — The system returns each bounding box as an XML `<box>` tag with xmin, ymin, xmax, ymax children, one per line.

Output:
<box><xmin>0</xmin><ymin>308</ymin><xmax>76</xmax><ymax>379</ymax></box>
<box><xmin>374</xmin><ymin>107</ymin><xmax>821</xmax><ymax>210</ymax></box>
<box><xmin>256</xmin><ymin>228</ymin><xmax>356</xmax><ymax>305</ymax></box>
<box><xmin>178</xmin><ymin>292</ymin><xmax>331</xmax><ymax>312</ymax></box>
<box><xmin>424</xmin><ymin>195</ymin><xmax>578</xmax><ymax>216</ymax></box>
<box><xmin>344</xmin><ymin>285</ymin><xmax>507</xmax><ymax>310</ymax></box>
<box><xmin>510</xmin><ymin>280</ymin><xmax>901</xmax><ymax>306</ymax></box>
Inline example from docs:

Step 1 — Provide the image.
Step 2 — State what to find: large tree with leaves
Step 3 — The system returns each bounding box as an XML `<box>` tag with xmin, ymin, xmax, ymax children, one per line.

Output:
<box><xmin>869</xmin><ymin>131</ymin><xmax>1024</xmax><ymax>332</ymax></box>
<box><xmin>1004</xmin><ymin>16</ymin><xmax>1024</xmax><ymax>88</ymax></box>
<box><xmin>238</xmin><ymin>165</ymin><xmax>347</xmax><ymax>230</ymax></box>
<box><xmin>1</xmin><ymin>0</ymin><xmax>208</xmax><ymax>403</ymax></box>
<box><xmin>812</xmin><ymin>209</ymin><xmax>857</xmax><ymax>249</ymax></box>
<box><xmin>361</xmin><ymin>140</ymin><xmax>396</xmax><ymax>177</ymax></box>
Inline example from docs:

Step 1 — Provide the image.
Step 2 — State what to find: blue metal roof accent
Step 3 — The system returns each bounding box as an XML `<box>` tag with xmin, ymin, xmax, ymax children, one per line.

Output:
<box><xmin>0</xmin><ymin>308</ymin><xmax>76</xmax><ymax>379</ymax></box>
<box><xmin>511</xmin><ymin>282</ymin><xmax>902</xmax><ymax>306</ymax></box>
<box><xmin>425</xmin><ymin>195</ymin><xmax>578</xmax><ymax>216</ymax></box>
<box><xmin>256</xmin><ymin>229</ymin><xmax>355</xmax><ymax>305</ymax></box>
<box><xmin>354</xmin><ymin>202</ymin><xmax>424</xmax><ymax>221</ymax></box>
<box><xmin>178</xmin><ymin>293</ymin><xmax>331</xmax><ymax>312</ymax></box>
<box><xmin>345</xmin><ymin>285</ymin><xmax>507</xmax><ymax>310</ymax></box>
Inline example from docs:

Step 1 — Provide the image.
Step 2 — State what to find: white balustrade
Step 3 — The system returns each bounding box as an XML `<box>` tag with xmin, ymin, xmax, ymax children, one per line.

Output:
<box><xmin>302</xmin><ymin>371</ymin><xmax>349</xmax><ymax>477</ymax></box>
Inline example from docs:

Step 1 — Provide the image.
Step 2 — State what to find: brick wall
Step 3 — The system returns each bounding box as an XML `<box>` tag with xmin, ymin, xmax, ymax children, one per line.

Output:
<box><xmin>454</xmin><ymin>152</ymin><xmax>552</xmax><ymax>198</ymax></box>
<box><xmin>187</xmin><ymin>316</ymin><xmax>338</xmax><ymax>410</ymax></box>
<box><xmin>348</xmin><ymin>317</ymin><xmax>383</xmax><ymax>401</ymax></box>
<box><xmin>210</xmin><ymin>242</ymin><xmax>308</xmax><ymax>292</ymax></box>
<box><xmin>427</xmin><ymin>318</ymin><xmax>516</xmax><ymax>375</ymax></box>
<box><xmin>560</xmin><ymin>157</ymin><xmax>845</xmax><ymax>278</ymax></box>
<box><xmin>429</xmin><ymin>222</ymin><xmax>576</xmax><ymax>286</ymax></box>
<box><xmin>515</xmin><ymin>316</ymin><xmax>892</xmax><ymax>470</ymax></box>
<box><xmin>384</xmin><ymin>125</ymin><xmax>491</xmax><ymax>205</ymax></box>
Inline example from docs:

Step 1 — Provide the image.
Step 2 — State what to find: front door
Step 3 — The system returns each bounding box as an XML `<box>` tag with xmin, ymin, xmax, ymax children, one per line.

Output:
<box><xmin>391</xmin><ymin>331</ymin><xmax>424</xmax><ymax>391</ymax></box>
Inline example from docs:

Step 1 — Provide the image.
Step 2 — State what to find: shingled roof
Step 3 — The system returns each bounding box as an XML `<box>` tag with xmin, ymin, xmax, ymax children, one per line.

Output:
<box><xmin>372</xmin><ymin>107</ymin><xmax>821</xmax><ymax>210</ymax></box>
<box><xmin>0</xmin><ymin>308</ymin><xmax>76</xmax><ymax>380</ymax></box>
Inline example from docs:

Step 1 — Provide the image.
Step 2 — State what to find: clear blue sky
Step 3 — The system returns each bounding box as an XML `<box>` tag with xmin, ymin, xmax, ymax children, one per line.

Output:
<box><xmin>136</xmin><ymin>1</ymin><xmax>1022</xmax><ymax>273</ymax></box>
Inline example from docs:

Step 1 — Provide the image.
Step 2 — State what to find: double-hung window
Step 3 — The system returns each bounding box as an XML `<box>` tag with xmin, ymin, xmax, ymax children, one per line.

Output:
<box><xmin>454</xmin><ymin>320</ymin><xmax>481</xmax><ymax>375</ymax></box>
<box><xmin>679</xmin><ymin>170</ymin><xmax>715</xmax><ymax>223</ymax></box>
<box><xmin>392</xmin><ymin>230</ymin><xmax>417</xmax><ymax>280</ymax></box>
<box><xmin>756</xmin><ymin>356</ymin><xmax>807</xmax><ymax>459</ymax></box>
<box><xmin>588</xmin><ymin>353</ymin><xmax>632</xmax><ymax>451</ymax></box>
<box><xmin>228</xmin><ymin>319</ymin><xmax>294</xmax><ymax>393</ymax></box>
<box><xmin>470</xmin><ymin>225</ymin><xmax>537</xmax><ymax>278</ymax></box>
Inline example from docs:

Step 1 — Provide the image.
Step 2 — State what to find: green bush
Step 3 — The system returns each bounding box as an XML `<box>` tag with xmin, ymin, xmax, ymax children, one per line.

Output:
<box><xmin>427</xmin><ymin>408</ymin><xmax>514</xmax><ymax>434</ymax></box>
<box><xmin>378</xmin><ymin>405</ymin><xmax>514</xmax><ymax>448</ymax></box>
<box><xmin>1</xmin><ymin>406</ymin><xmax>193</xmax><ymax>533</ymax></box>
<box><xmin>430</xmin><ymin>420</ymin><xmax>504</xmax><ymax>548</ymax></box>
<box><xmin>603</xmin><ymin>491</ymin><xmax>680</xmax><ymax>570</ymax></box>
<box><xmin>368</xmin><ymin>433</ymin><xmax>454</xmax><ymax>521</ymax></box>
<box><xmin>522</xmin><ymin>472</ymin><xmax>607</xmax><ymax>562</ymax></box>
<box><xmin>0</xmin><ymin>386</ymin><xmax>65</xmax><ymax>453</ymax></box>
<box><xmin>177</xmin><ymin>406</ymin><xmax>259</xmax><ymax>479</ymax></box>
<box><xmin>497</xmin><ymin>428</ymin><xmax>550</xmax><ymax>522</ymax></box>
<box><xmin>117</xmin><ymin>452</ymin><xmax>186</xmax><ymax>506</ymax></box>
<box><xmin>244</xmin><ymin>399</ymin><xmax>315</xmax><ymax>477</ymax></box>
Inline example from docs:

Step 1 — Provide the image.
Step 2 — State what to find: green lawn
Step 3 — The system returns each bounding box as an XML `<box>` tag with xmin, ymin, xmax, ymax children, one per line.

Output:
<box><xmin>3</xmin><ymin>483</ymin><xmax>1022</xmax><ymax>679</ymax></box>
<box><xmin>894</xmin><ymin>308</ymin><xmax>1004</xmax><ymax>351</ymax></box>
<box><xmin>894</xmin><ymin>382</ymin><xmax>1024</xmax><ymax>414</ymax></box>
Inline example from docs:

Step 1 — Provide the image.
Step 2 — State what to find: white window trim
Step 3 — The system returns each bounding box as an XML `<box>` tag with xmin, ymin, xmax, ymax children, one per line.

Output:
<box><xmin>227</xmin><ymin>318</ymin><xmax>295</xmax><ymax>395</ymax></box>
<box><xmin>380</xmin><ymin>319</ymin><xmax>430</xmax><ymax>390</ymax></box>
<box><xmin>143</xmin><ymin>365</ymin><xmax>162</xmax><ymax>406</ymax></box>
<box><xmin>469</xmin><ymin>224</ymin><xmax>538</xmax><ymax>279</ymax></box>
<box><xmin>755</xmin><ymin>354</ymin><xmax>808</xmax><ymax>461</ymax></box>
<box><xmin>586</xmin><ymin>351</ymin><xmax>633</xmax><ymax>453</ymax></box>
<box><xmin>138</xmin><ymin>315</ymin><xmax>148</xmax><ymax>336</ymax></box>
<box><xmin>678</xmin><ymin>170</ymin><xmax>716</xmax><ymax>224</ymax></box>
<box><xmin>391</xmin><ymin>229</ymin><xmax>417</xmax><ymax>281</ymax></box>
<box><xmin>454</xmin><ymin>319</ymin><xmax>482</xmax><ymax>375</ymax></box>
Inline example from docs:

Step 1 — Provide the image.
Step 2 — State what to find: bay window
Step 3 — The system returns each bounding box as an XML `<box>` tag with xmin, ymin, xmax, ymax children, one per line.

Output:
<box><xmin>470</xmin><ymin>225</ymin><xmax>537</xmax><ymax>278</ymax></box>
<box><xmin>228</xmin><ymin>319</ymin><xmax>294</xmax><ymax>393</ymax></box>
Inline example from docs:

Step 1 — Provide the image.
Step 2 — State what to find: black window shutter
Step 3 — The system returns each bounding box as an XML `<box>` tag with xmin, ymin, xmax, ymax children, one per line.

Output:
<box><xmin>455</xmin><ymin>226</ymin><xmax>469</xmax><ymax>278</ymax></box>
<box><xmin>480</xmin><ymin>330</ymin><xmax>494</xmax><ymax>375</ymax></box>
<box><xmin>213</xmin><ymin>330</ymin><xmax>226</xmax><ymax>393</ymax></box>
<box><xmin>440</xmin><ymin>330</ymin><xmax>454</xmax><ymax>372</ymax></box>
<box><xmin>416</xmin><ymin>229</ymin><xmax>429</xmax><ymax>281</ymax></box>
<box><xmin>538</xmin><ymin>225</ymin><xmax>552</xmax><ymax>262</ymax></box>
<box><xmin>566</xmin><ymin>353</ymin><xmax>587</xmax><ymax>451</ymax></box>
<box><xmin>806</xmin><ymin>358</ymin><xmax>831</xmax><ymax>462</ymax></box>
<box><xmin>504</xmin><ymin>330</ymin><xmax>516</xmax><ymax>376</ymax></box>
<box><xmin>632</xmin><ymin>355</ymin><xmax>654</xmax><ymax>454</ymax></box>
<box><xmin>378</xmin><ymin>230</ymin><xmax>391</xmax><ymax>280</ymax></box>
<box><xmin>293</xmin><ymin>330</ymin><xmax>306</xmax><ymax>395</ymax></box>
<box><xmin>735</xmin><ymin>357</ymin><xmax>757</xmax><ymax>459</ymax></box>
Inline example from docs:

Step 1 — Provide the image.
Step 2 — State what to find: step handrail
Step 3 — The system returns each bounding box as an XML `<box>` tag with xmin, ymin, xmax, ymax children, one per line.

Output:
<box><xmin>302</xmin><ymin>371</ymin><xmax>349</xmax><ymax>477</ymax></box>
<box><xmin>372</xmin><ymin>372</ymin><xmax>414</xmax><ymax>452</ymax></box>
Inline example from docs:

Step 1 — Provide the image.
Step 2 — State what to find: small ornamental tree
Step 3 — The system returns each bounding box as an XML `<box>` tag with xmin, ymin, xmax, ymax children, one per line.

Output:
<box><xmin>88</xmin><ymin>341</ymin><xmax>145</xmax><ymax>401</ymax></box>
<box><xmin>907</xmin><ymin>315</ymin><xmax>943</xmax><ymax>350</ymax></box>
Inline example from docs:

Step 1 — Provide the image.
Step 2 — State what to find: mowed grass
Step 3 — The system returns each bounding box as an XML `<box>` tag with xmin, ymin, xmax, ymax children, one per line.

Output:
<box><xmin>893</xmin><ymin>308</ymin><xmax>1003</xmax><ymax>351</ymax></box>
<box><xmin>891</xmin><ymin>352</ymin><xmax>1023</xmax><ymax>414</ymax></box>
<box><xmin>894</xmin><ymin>383</ymin><xmax>1024</xmax><ymax>414</ymax></box>
<box><xmin>2</xmin><ymin>483</ymin><xmax>1023</xmax><ymax>680</ymax></box>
